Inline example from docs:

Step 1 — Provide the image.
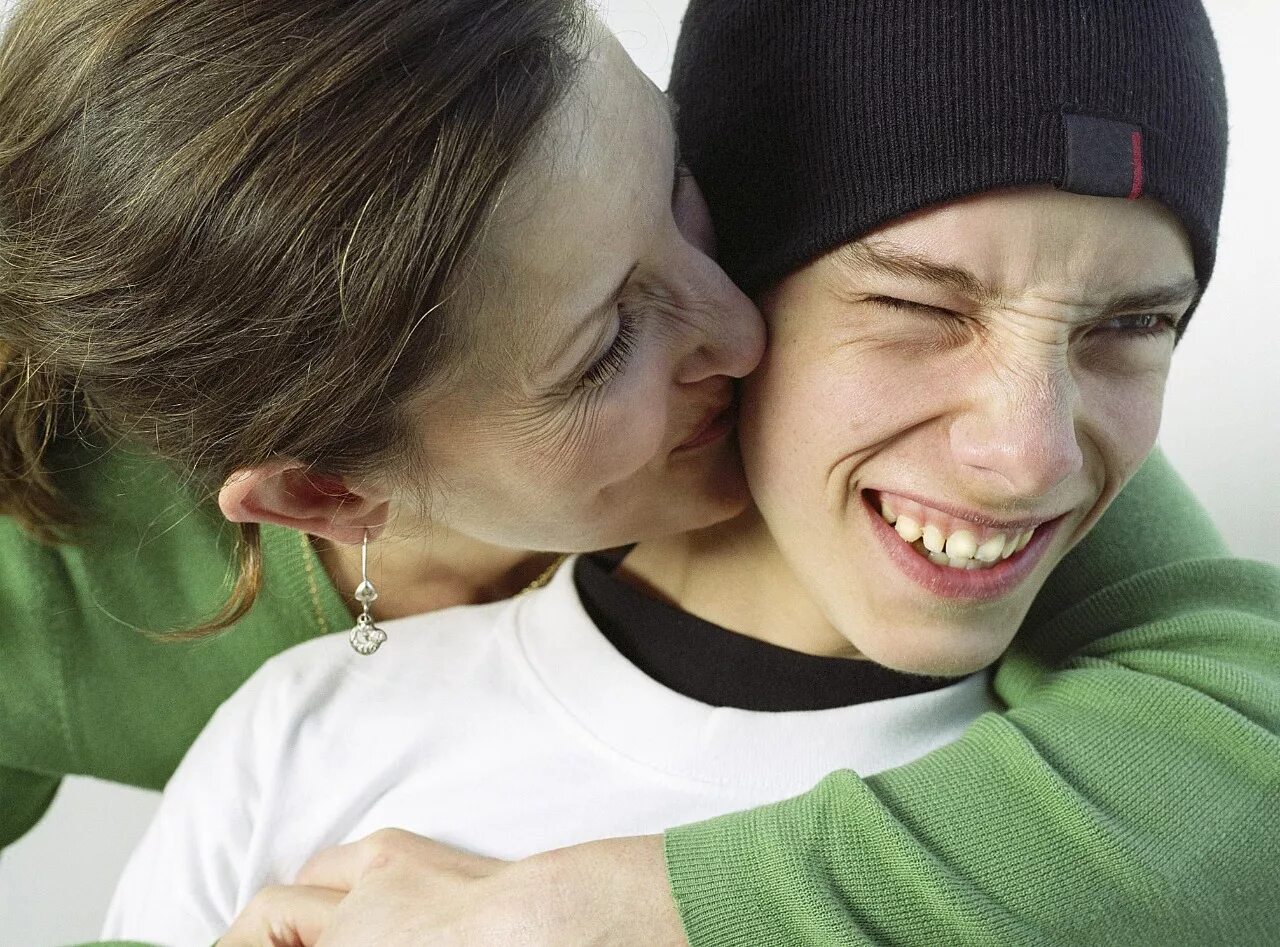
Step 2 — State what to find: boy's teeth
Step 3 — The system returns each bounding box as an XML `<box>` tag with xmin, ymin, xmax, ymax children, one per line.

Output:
<box><xmin>876</xmin><ymin>498</ymin><xmax>1041</xmax><ymax>571</ymax></box>
<box><xmin>894</xmin><ymin>515</ymin><xmax>923</xmax><ymax>543</ymax></box>
<box><xmin>944</xmin><ymin>530</ymin><xmax>977</xmax><ymax>560</ymax></box>
<box><xmin>922</xmin><ymin>524</ymin><xmax>946</xmax><ymax>554</ymax></box>
<box><xmin>975</xmin><ymin>534</ymin><xmax>1006</xmax><ymax>562</ymax></box>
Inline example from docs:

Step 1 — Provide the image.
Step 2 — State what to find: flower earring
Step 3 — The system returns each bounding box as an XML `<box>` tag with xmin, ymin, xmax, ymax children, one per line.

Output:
<box><xmin>348</xmin><ymin>529</ymin><xmax>387</xmax><ymax>655</ymax></box>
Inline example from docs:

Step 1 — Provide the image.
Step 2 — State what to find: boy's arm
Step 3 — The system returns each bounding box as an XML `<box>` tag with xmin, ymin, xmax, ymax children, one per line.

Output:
<box><xmin>664</xmin><ymin>451</ymin><xmax>1280</xmax><ymax>945</ymax></box>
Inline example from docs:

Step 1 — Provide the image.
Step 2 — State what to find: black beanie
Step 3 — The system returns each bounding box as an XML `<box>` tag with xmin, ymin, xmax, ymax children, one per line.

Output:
<box><xmin>669</xmin><ymin>0</ymin><xmax>1229</xmax><ymax>326</ymax></box>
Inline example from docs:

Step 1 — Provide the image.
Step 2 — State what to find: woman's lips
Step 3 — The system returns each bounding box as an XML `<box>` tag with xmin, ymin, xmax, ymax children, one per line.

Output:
<box><xmin>675</xmin><ymin>403</ymin><xmax>736</xmax><ymax>452</ymax></box>
<box><xmin>862</xmin><ymin>492</ymin><xmax>1066</xmax><ymax>601</ymax></box>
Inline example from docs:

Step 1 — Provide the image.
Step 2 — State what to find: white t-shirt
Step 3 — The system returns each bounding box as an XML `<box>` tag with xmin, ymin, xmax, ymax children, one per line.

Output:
<box><xmin>102</xmin><ymin>557</ymin><xmax>999</xmax><ymax>946</ymax></box>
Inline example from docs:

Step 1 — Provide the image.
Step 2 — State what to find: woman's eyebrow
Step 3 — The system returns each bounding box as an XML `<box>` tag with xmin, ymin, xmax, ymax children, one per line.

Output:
<box><xmin>536</xmin><ymin>262</ymin><xmax>639</xmax><ymax>382</ymax></box>
<box><xmin>665</xmin><ymin>91</ymin><xmax>684</xmax><ymax>198</ymax></box>
<box><xmin>586</xmin><ymin>261</ymin><xmax>639</xmax><ymax>331</ymax></box>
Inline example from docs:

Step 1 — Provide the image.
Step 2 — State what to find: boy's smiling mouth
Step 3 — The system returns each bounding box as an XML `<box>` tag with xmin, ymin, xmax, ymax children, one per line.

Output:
<box><xmin>868</xmin><ymin>489</ymin><xmax>1053</xmax><ymax>571</ymax></box>
<box><xmin>861</xmin><ymin>489</ymin><xmax>1070</xmax><ymax>598</ymax></box>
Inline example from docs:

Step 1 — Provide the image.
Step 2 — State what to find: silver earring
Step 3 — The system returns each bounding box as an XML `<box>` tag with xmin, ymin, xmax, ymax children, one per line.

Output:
<box><xmin>348</xmin><ymin>529</ymin><xmax>387</xmax><ymax>655</ymax></box>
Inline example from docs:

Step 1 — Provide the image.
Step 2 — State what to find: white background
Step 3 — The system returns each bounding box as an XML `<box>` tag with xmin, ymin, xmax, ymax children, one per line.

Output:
<box><xmin>2</xmin><ymin>1</ymin><xmax>1277</xmax><ymax>944</ymax></box>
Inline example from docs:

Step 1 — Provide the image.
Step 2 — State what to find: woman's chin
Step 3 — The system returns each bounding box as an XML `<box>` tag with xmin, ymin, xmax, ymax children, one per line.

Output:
<box><xmin>681</xmin><ymin>447</ymin><xmax>754</xmax><ymax>525</ymax></box>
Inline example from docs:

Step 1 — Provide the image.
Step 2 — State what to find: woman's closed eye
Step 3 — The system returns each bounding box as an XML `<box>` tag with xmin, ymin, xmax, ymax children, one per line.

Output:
<box><xmin>580</xmin><ymin>304</ymin><xmax>641</xmax><ymax>389</ymax></box>
<box><xmin>864</xmin><ymin>295</ymin><xmax>970</xmax><ymax>349</ymax></box>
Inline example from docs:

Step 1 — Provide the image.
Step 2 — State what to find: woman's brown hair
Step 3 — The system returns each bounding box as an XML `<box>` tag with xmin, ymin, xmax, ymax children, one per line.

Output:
<box><xmin>0</xmin><ymin>0</ymin><xmax>587</xmax><ymax>637</ymax></box>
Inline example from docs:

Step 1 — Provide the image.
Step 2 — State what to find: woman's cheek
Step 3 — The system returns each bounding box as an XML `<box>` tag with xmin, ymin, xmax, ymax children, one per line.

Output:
<box><xmin>597</xmin><ymin>377</ymin><xmax>673</xmax><ymax>474</ymax></box>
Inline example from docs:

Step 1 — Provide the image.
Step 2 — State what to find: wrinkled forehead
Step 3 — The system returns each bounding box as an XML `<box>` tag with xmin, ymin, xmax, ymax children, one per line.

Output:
<box><xmin>824</xmin><ymin>187</ymin><xmax>1197</xmax><ymax>303</ymax></box>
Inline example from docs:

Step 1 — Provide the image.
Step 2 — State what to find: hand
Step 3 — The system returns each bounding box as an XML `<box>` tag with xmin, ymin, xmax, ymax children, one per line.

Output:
<box><xmin>216</xmin><ymin>881</ymin><xmax>343</xmax><ymax>947</ymax></box>
<box><xmin>219</xmin><ymin>827</ymin><xmax>689</xmax><ymax>946</ymax></box>
<box><xmin>217</xmin><ymin>829</ymin><xmax>508</xmax><ymax>946</ymax></box>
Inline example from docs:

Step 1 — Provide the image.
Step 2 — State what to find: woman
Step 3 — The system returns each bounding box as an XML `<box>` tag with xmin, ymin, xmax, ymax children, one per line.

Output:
<box><xmin>103</xmin><ymin>1</ymin><xmax>1278</xmax><ymax>945</ymax></box>
<box><xmin>1</xmin><ymin>0</ymin><xmax>764</xmax><ymax>853</ymax></box>
<box><xmin>0</xmin><ymin>0</ymin><xmax>1273</xmax><ymax>943</ymax></box>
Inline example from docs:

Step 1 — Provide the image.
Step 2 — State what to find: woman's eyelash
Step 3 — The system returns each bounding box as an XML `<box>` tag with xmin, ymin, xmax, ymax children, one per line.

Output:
<box><xmin>581</xmin><ymin>306</ymin><xmax>640</xmax><ymax>389</ymax></box>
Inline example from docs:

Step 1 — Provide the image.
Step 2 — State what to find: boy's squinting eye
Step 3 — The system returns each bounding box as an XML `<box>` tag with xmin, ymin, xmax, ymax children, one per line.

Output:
<box><xmin>871</xmin><ymin>295</ymin><xmax>1181</xmax><ymax>341</ymax></box>
<box><xmin>867</xmin><ymin>295</ymin><xmax>954</xmax><ymax>318</ymax></box>
<box><xmin>1091</xmin><ymin>313</ymin><xmax>1180</xmax><ymax>338</ymax></box>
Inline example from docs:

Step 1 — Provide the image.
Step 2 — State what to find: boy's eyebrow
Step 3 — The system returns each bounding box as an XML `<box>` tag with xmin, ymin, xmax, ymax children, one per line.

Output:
<box><xmin>1104</xmin><ymin>278</ymin><xmax>1201</xmax><ymax>314</ymax></box>
<box><xmin>835</xmin><ymin>240</ymin><xmax>992</xmax><ymax>301</ymax></box>
<box><xmin>834</xmin><ymin>240</ymin><xmax>1201</xmax><ymax>314</ymax></box>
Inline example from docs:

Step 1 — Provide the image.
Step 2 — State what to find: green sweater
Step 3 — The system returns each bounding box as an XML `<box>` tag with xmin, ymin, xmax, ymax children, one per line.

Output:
<box><xmin>2</xmin><ymin>443</ymin><xmax>1277</xmax><ymax>946</ymax></box>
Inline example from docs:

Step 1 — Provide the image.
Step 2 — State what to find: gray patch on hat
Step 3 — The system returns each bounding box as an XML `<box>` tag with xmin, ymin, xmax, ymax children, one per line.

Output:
<box><xmin>1061</xmin><ymin>113</ymin><xmax>1145</xmax><ymax>200</ymax></box>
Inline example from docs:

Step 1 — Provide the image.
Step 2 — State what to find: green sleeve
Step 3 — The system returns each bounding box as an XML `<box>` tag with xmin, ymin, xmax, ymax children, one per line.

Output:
<box><xmin>665</xmin><ymin>450</ymin><xmax>1280</xmax><ymax>946</ymax></box>
<box><xmin>1</xmin><ymin>441</ymin><xmax>350</xmax><ymax>947</ymax></box>
<box><xmin>0</xmin><ymin>766</ymin><xmax>61</xmax><ymax>854</ymax></box>
<box><xmin>0</xmin><ymin>442</ymin><xmax>352</xmax><ymax>850</ymax></box>
<box><xmin>0</xmin><ymin>506</ymin><xmax>78</xmax><ymax>850</ymax></box>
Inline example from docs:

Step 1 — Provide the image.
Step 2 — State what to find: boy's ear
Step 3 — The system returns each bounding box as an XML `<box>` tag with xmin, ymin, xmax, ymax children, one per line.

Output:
<box><xmin>217</xmin><ymin>459</ymin><xmax>390</xmax><ymax>545</ymax></box>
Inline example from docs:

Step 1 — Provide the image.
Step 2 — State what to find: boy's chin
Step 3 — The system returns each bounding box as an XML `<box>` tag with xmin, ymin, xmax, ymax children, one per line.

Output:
<box><xmin>840</xmin><ymin>621</ymin><xmax>1017</xmax><ymax>678</ymax></box>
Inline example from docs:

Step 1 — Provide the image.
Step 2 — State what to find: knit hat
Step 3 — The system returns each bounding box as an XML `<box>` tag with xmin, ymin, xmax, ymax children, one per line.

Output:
<box><xmin>669</xmin><ymin>0</ymin><xmax>1229</xmax><ymax>325</ymax></box>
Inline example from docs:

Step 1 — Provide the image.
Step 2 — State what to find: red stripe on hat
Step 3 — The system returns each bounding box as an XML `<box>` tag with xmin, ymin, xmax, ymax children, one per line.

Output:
<box><xmin>1128</xmin><ymin>131</ymin><xmax>1145</xmax><ymax>200</ymax></box>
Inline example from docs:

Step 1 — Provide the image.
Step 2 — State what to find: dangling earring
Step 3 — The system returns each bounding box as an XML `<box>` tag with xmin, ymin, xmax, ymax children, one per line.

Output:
<box><xmin>348</xmin><ymin>529</ymin><xmax>387</xmax><ymax>655</ymax></box>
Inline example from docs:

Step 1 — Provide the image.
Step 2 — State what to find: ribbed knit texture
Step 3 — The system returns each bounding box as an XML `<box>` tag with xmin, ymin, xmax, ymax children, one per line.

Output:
<box><xmin>663</xmin><ymin>469</ymin><xmax>1280</xmax><ymax>944</ymax></box>
<box><xmin>669</xmin><ymin>0</ymin><xmax>1229</xmax><ymax>319</ymax></box>
<box><xmin>665</xmin><ymin>555</ymin><xmax>1280</xmax><ymax>944</ymax></box>
<box><xmin>2</xmin><ymin>445</ymin><xmax>1277</xmax><ymax>945</ymax></box>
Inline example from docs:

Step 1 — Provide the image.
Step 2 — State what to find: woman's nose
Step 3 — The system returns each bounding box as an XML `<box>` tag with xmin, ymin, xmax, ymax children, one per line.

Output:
<box><xmin>949</xmin><ymin>364</ymin><xmax>1085</xmax><ymax>498</ymax></box>
<box><xmin>673</xmin><ymin>256</ymin><xmax>767</xmax><ymax>384</ymax></box>
<box><xmin>668</xmin><ymin>173</ymin><xmax>766</xmax><ymax>384</ymax></box>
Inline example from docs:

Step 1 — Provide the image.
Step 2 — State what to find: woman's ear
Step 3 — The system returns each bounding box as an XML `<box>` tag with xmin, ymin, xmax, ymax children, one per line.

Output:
<box><xmin>217</xmin><ymin>459</ymin><xmax>391</xmax><ymax>545</ymax></box>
